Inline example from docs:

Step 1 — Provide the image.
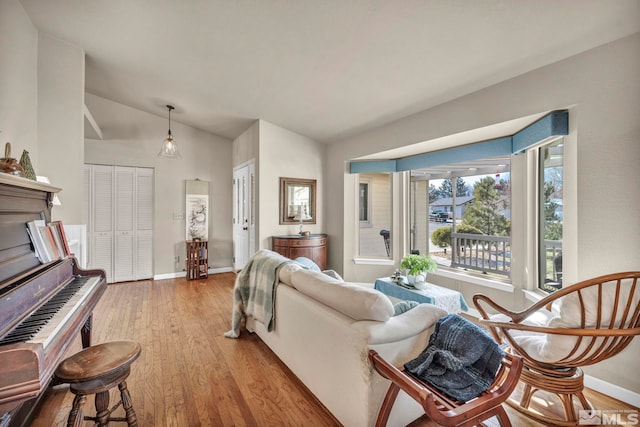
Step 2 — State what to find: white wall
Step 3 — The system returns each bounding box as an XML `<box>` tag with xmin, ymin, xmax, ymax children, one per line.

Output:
<box><xmin>327</xmin><ymin>33</ymin><xmax>640</xmax><ymax>394</ymax></box>
<box><xmin>84</xmin><ymin>94</ymin><xmax>233</xmax><ymax>274</ymax></box>
<box><xmin>37</xmin><ymin>33</ymin><xmax>85</xmax><ymax>224</ymax></box>
<box><xmin>0</xmin><ymin>0</ymin><xmax>38</xmax><ymax>174</ymax></box>
<box><xmin>232</xmin><ymin>120</ymin><xmax>260</xmax><ymax>242</ymax></box>
<box><xmin>257</xmin><ymin>120</ymin><xmax>324</xmax><ymax>250</ymax></box>
<box><xmin>0</xmin><ymin>1</ymin><xmax>84</xmax><ymax>225</ymax></box>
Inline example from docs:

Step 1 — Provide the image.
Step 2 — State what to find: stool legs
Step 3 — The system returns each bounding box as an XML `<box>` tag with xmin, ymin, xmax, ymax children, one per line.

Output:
<box><xmin>67</xmin><ymin>394</ymin><xmax>87</xmax><ymax>427</ymax></box>
<box><xmin>66</xmin><ymin>380</ymin><xmax>138</xmax><ymax>427</ymax></box>
<box><xmin>94</xmin><ymin>390</ymin><xmax>110</xmax><ymax>426</ymax></box>
<box><xmin>119</xmin><ymin>381</ymin><xmax>138</xmax><ymax>427</ymax></box>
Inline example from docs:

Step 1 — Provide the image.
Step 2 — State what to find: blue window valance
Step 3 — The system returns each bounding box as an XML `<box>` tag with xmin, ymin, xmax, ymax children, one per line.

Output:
<box><xmin>349</xmin><ymin>111</ymin><xmax>568</xmax><ymax>174</ymax></box>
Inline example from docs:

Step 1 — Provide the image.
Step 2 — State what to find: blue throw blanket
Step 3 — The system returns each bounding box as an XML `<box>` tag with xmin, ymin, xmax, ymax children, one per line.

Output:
<box><xmin>224</xmin><ymin>249</ymin><xmax>292</xmax><ymax>338</ymax></box>
<box><xmin>404</xmin><ymin>314</ymin><xmax>505</xmax><ymax>402</ymax></box>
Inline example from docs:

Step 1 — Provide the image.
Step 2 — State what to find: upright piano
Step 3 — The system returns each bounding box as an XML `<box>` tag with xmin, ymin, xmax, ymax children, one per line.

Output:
<box><xmin>0</xmin><ymin>174</ymin><xmax>107</xmax><ymax>426</ymax></box>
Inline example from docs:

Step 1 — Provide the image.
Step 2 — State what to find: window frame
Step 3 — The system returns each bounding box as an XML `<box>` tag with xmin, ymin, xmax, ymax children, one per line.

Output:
<box><xmin>349</xmin><ymin>112</ymin><xmax>570</xmax><ymax>292</ymax></box>
<box><xmin>536</xmin><ymin>138</ymin><xmax>564</xmax><ymax>292</ymax></box>
<box><xmin>359</xmin><ymin>179</ymin><xmax>372</xmax><ymax>227</ymax></box>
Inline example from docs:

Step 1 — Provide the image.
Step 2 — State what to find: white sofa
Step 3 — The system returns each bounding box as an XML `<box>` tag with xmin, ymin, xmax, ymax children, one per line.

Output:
<box><xmin>245</xmin><ymin>264</ymin><xmax>447</xmax><ymax>427</ymax></box>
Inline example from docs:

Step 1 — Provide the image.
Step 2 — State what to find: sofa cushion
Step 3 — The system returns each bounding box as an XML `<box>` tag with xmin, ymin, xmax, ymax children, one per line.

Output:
<box><xmin>321</xmin><ymin>269</ymin><xmax>344</xmax><ymax>281</ymax></box>
<box><xmin>278</xmin><ymin>262</ymin><xmax>303</xmax><ymax>286</ymax></box>
<box><xmin>294</xmin><ymin>256</ymin><xmax>321</xmax><ymax>272</ymax></box>
<box><xmin>290</xmin><ymin>269</ymin><xmax>395</xmax><ymax>321</ymax></box>
<box><xmin>393</xmin><ymin>300</ymin><xmax>420</xmax><ymax>316</ymax></box>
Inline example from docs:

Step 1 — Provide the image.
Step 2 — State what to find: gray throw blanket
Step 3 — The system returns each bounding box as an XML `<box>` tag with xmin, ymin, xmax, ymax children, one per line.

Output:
<box><xmin>404</xmin><ymin>314</ymin><xmax>505</xmax><ymax>402</ymax></box>
<box><xmin>224</xmin><ymin>249</ymin><xmax>292</xmax><ymax>338</ymax></box>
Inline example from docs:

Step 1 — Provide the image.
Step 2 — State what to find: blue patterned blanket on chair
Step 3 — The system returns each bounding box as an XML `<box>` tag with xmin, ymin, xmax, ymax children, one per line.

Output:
<box><xmin>404</xmin><ymin>314</ymin><xmax>505</xmax><ymax>401</ymax></box>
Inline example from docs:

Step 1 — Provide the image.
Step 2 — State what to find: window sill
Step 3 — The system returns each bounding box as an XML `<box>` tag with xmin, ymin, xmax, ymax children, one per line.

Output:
<box><xmin>522</xmin><ymin>289</ymin><xmax>547</xmax><ymax>303</ymax></box>
<box><xmin>432</xmin><ymin>268</ymin><xmax>514</xmax><ymax>293</ymax></box>
<box><xmin>353</xmin><ymin>257</ymin><xmax>394</xmax><ymax>266</ymax></box>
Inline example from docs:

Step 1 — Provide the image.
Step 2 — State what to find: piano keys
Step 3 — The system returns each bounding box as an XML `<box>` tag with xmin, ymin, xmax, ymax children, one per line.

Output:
<box><xmin>0</xmin><ymin>274</ymin><xmax>101</xmax><ymax>347</ymax></box>
<box><xmin>0</xmin><ymin>174</ymin><xmax>107</xmax><ymax>427</ymax></box>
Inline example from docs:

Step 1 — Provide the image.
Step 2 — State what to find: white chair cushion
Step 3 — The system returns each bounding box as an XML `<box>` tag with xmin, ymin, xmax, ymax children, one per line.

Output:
<box><xmin>490</xmin><ymin>309</ymin><xmax>578</xmax><ymax>362</ymax></box>
<box><xmin>290</xmin><ymin>269</ymin><xmax>395</xmax><ymax>321</ymax></box>
<box><xmin>554</xmin><ymin>278</ymin><xmax>640</xmax><ymax>328</ymax></box>
<box><xmin>490</xmin><ymin>309</ymin><xmax>556</xmax><ymax>338</ymax></box>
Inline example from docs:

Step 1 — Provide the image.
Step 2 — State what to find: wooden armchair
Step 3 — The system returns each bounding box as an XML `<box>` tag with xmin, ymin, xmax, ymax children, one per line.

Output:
<box><xmin>368</xmin><ymin>350</ymin><xmax>522</xmax><ymax>427</ymax></box>
<box><xmin>473</xmin><ymin>271</ymin><xmax>640</xmax><ymax>426</ymax></box>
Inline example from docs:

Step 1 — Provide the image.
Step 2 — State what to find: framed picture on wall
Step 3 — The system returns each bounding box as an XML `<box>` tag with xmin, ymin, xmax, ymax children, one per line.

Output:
<box><xmin>186</xmin><ymin>194</ymin><xmax>208</xmax><ymax>240</ymax></box>
<box><xmin>185</xmin><ymin>177</ymin><xmax>210</xmax><ymax>241</ymax></box>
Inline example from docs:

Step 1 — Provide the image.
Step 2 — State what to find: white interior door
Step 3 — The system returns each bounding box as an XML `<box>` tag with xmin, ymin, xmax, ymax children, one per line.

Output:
<box><xmin>86</xmin><ymin>164</ymin><xmax>154</xmax><ymax>283</ymax></box>
<box><xmin>114</xmin><ymin>166</ymin><xmax>135</xmax><ymax>282</ymax></box>
<box><xmin>136</xmin><ymin>168</ymin><xmax>154</xmax><ymax>279</ymax></box>
<box><xmin>91</xmin><ymin>164</ymin><xmax>114</xmax><ymax>283</ymax></box>
<box><xmin>233</xmin><ymin>162</ymin><xmax>255</xmax><ymax>270</ymax></box>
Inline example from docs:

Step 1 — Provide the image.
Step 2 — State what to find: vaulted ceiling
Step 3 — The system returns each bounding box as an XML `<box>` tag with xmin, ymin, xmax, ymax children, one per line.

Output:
<box><xmin>20</xmin><ymin>0</ymin><xmax>640</xmax><ymax>143</ymax></box>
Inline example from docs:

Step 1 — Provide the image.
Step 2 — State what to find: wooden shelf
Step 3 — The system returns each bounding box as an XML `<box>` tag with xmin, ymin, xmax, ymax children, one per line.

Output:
<box><xmin>186</xmin><ymin>240</ymin><xmax>208</xmax><ymax>280</ymax></box>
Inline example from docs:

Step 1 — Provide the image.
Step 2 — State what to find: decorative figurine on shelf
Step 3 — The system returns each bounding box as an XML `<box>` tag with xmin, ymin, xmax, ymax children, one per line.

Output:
<box><xmin>0</xmin><ymin>142</ymin><xmax>25</xmax><ymax>177</ymax></box>
<box><xmin>19</xmin><ymin>150</ymin><xmax>36</xmax><ymax>180</ymax></box>
<box><xmin>294</xmin><ymin>204</ymin><xmax>311</xmax><ymax>236</ymax></box>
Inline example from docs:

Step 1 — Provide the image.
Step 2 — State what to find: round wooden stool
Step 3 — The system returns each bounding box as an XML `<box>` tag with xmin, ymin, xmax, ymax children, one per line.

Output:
<box><xmin>55</xmin><ymin>340</ymin><xmax>141</xmax><ymax>427</ymax></box>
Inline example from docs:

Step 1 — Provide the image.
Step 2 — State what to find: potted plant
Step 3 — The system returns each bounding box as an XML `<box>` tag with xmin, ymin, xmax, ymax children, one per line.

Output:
<box><xmin>400</xmin><ymin>254</ymin><xmax>437</xmax><ymax>287</ymax></box>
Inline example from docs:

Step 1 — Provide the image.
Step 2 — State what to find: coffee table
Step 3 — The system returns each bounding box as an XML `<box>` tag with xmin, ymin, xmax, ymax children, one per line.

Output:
<box><xmin>374</xmin><ymin>277</ymin><xmax>468</xmax><ymax>314</ymax></box>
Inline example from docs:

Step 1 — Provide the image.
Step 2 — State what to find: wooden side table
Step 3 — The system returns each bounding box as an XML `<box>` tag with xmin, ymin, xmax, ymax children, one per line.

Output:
<box><xmin>186</xmin><ymin>240</ymin><xmax>208</xmax><ymax>280</ymax></box>
<box><xmin>272</xmin><ymin>234</ymin><xmax>327</xmax><ymax>270</ymax></box>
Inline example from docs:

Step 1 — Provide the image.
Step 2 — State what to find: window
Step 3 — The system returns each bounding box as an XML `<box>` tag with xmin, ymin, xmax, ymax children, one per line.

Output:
<box><xmin>358</xmin><ymin>173</ymin><xmax>392</xmax><ymax>258</ymax></box>
<box><xmin>538</xmin><ymin>138</ymin><xmax>564</xmax><ymax>291</ymax></box>
<box><xmin>410</xmin><ymin>165</ymin><xmax>511</xmax><ymax>279</ymax></box>
<box><xmin>350</xmin><ymin>111</ymin><xmax>568</xmax><ymax>286</ymax></box>
<box><xmin>359</xmin><ymin>181</ymin><xmax>370</xmax><ymax>224</ymax></box>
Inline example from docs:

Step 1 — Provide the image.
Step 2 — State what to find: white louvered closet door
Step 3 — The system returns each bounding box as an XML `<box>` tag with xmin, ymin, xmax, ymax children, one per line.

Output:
<box><xmin>91</xmin><ymin>164</ymin><xmax>114</xmax><ymax>283</ymax></box>
<box><xmin>114</xmin><ymin>167</ymin><xmax>135</xmax><ymax>282</ymax></box>
<box><xmin>86</xmin><ymin>165</ymin><xmax>154</xmax><ymax>283</ymax></box>
<box><xmin>136</xmin><ymin>168</ymin><xmax>153</xmax><ymax>280</ymax></box>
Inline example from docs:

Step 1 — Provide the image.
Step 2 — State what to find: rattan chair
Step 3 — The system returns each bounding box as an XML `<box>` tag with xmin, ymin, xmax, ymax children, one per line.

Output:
<box><xmin>473</xmin><ymin>271</ymin><xmax>640</xmax><ymax>426</ymax></box>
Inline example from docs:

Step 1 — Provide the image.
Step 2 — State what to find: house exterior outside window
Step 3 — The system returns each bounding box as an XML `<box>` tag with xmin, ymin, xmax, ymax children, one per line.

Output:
<box><xmin>358</xmin><ymin>174</ymin><xmax>392</xmax><ymax>258</ymax></box>
<box><xmin>410</xmin><ymin>170</ymin><xmax>512</xmax><ymax>279</ymax></box>
<box><xmin>539</xmin><ymin>138</ymin><xmax>564</xmax><ymax>291</ymax></box>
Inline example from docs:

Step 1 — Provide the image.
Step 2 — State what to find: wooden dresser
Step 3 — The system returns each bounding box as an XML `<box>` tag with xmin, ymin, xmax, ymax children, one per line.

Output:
<box><xmin>272</xmin><ymin>234</ymin><xmax>327</xmax><ymax>270</ymax></box>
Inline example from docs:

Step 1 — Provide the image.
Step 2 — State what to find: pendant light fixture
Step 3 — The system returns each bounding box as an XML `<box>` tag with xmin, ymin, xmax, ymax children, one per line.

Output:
<box><xmin>158</xmin><ymin>104</ymin><xmax>182</xmax><ymax>159</ymax></box>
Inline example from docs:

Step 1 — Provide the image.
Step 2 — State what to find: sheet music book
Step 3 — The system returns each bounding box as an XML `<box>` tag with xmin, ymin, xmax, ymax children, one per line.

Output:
<box><xmin>26</xmin><ymin>219</ymin><xmax>73</xmax><ymax>263</ymax></box>
<box><xmin>26</xmin><ymin>220</ymin><xmax>50</xmax><ymax>263</ymax></box>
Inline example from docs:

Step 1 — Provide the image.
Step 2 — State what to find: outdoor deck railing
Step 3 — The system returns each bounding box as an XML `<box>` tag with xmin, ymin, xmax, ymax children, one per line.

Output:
<box><xmin>450</xmin><ymin>233</ymin><xmax>511</xmax><ymax>277</ymax></box>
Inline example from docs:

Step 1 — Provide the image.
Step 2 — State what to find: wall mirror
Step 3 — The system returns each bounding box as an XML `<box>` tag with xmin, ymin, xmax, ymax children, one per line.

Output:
<box><xmin>280</xmin><ymin>177</ymin><xmax>316</xmax><ymax>225</ymax></box>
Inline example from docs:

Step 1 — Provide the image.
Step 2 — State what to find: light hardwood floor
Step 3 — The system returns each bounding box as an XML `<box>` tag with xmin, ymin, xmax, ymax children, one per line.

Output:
<box><xmin>30</xmin><ymin>273</ymin><xmax>636</xmax><ymax>426</ymax></box>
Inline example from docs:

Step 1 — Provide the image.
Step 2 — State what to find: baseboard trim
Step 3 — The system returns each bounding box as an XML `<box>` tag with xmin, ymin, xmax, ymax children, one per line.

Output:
<box><xmin>153</xmin><ymin>266</ymin><xmax>234</xmax><ymax>281</ymax></box>
<box><xmin>584</xmin><ymin>374</ymin><xmax>640</xmax><ymax>407</ymax></box>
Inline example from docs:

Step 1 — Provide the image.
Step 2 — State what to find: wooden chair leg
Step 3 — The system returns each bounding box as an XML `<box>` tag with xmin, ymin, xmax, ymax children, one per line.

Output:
<box><xmin>67</xmin><ymin>394</ymin><xmax>86</xmax><ymax>427</ymax></box>
<box><xmin>519</xmin><ymin>383</ymin><xmax>534</xmax><ymax>408</ymax></box>
<box><xmin>119</xmin><ymin>380</ymin><xmax>139</xmax><ymax>427</ymax></box>
<box><xmin>94</xmin><ymin>390</ymin><xmax>110</xmax><ymax>426</ymax></box>
<box><xmin>576</xmin><ymin>391</ymin><xmax>592</xmax><ymax>411</ymax></box>
<box><xmin>492</xmin><ymin>405</ymin><xmax>512</xmax><ymax>427</ymax></box>
<box><xmin>375</xmin><ymin>383</ymin><xmax>401</xmax><ymax>427</ymax></box>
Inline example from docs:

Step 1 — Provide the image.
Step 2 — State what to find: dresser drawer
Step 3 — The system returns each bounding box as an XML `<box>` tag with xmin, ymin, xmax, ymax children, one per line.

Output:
<box><xmin>271</xmin><ymin>234</ymin><xmax>327</xmax><ymax>270</ymax></box>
